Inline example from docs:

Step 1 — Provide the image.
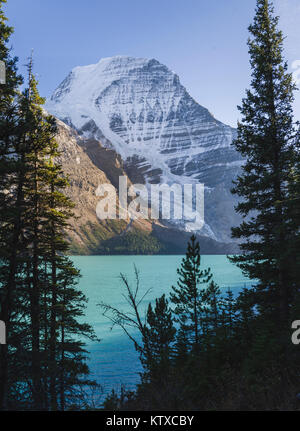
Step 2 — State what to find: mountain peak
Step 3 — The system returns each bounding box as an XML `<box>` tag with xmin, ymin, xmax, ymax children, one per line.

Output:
<box><xmin>46</xmin><ymin>56</ymin><xmax>242</xmax><ymax>242</ymax></box>
<box><xmin>46</xmin><ymin>55</ymin><xmax>212</xmax><ymax>137</ymax></box>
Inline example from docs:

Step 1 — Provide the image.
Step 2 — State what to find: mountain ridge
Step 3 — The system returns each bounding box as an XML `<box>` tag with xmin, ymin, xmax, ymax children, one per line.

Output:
<box><xmin>53</xmin><ymin>117</ymin><xmax>239</xmax><ymax>255</ymax></box>
<box><xmin>46</xmin><ymin>55</ymin><xmax>244</xmax><ymax>244</ymax></box>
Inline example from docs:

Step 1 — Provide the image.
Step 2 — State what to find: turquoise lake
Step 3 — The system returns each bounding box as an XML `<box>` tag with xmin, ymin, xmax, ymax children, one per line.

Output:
<box><xmin>72</xmin><ymin>255</ymin><xmax>253</xmax><ymax>395</ymax></box>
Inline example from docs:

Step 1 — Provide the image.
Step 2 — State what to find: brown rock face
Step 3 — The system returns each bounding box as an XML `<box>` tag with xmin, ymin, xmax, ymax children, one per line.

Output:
<box><xmin>55</xmin><ymin>119</ymin><xmax>123</xmax><ymax>254</ymax></box>
<box><xmin>54</xmin><ymin>117</ymin><xmax>239</xmax><ymax>255</ymax></box>
<box><xmin>55</xmin><ymin>118</ymin><xmax>155</xmax><ymax>254</ymax></box>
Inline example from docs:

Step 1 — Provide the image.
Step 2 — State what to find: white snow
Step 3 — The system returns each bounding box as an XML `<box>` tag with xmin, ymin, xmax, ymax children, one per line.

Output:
<box><xmin>45</xmin><ymin>56</ymin><xmax>240</xmax><ymax>241</ymax></box>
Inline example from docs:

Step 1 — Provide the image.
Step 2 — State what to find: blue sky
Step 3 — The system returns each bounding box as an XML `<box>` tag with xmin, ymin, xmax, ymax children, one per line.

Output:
<box><xmin>3</xmin><ymin>0</ymin><xmax>300</xmax><ymax>126</ymax></box>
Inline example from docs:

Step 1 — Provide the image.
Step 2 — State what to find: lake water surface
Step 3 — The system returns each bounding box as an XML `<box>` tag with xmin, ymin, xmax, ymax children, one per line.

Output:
<box><xmin>72</xmin><ymin>255</ymin><xmax>253</xmax><ymax>395</ymax></box>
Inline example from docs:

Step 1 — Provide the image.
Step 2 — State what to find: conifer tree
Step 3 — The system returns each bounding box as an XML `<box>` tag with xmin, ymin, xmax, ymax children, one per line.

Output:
<box><xmin>1</xmin><ymin>32</ymin><xmax>96</xmax><ymax>407</ymax></box>
<box><xmin>229</xmin><ymin>0</ymin><xmax>298</xmax><ymax>335</ymax></box>
<box><xmin>202</xmin><ymin>280</ymin><xmax>221</xmax><ymax>344</ymax></box>
<box><xmin>286</xmin><ymin>126</ymin><xmax>300</xmax><ymax>313</ymax></box>
<box><xmin>0</xmin><ymin>0</ymin><xmax>25</xmax><ymax>410</ymax></box>
<box><xmin>142</xmin><ymin>295</ymin><xmax>175</xmax><ymax>382</ymax></box>
<box><xmin>22</xmin><ymin>61</ymin><xmax>53</xmax><ymax>410</ymax></box>
<box><xmin>19</xmin><ymin>65</ymin><xmax>97</xmax><ymax>410</ymax></box>
<box><xmin>52</xmin><ymin>259</ymin><xmax>97</xmax><ymax>410</ymax></box>
<box><xmin>170</xmin><ymin>235</ymin><xmax>212</xmax><ymax>351</ymax></box>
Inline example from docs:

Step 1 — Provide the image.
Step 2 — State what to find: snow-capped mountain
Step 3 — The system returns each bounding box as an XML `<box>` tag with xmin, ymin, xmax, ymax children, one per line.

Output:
<box><xmin>46</xmin><ymin>56</ymin><xmax>244</xmax><ymax>243</ymax></box>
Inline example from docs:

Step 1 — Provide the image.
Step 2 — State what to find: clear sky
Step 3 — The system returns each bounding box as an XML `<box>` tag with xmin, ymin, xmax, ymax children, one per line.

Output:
<box><xmin>3</xmin><ymin>0</ymin><xmax>300</xmax><ymax>127</ymax></box>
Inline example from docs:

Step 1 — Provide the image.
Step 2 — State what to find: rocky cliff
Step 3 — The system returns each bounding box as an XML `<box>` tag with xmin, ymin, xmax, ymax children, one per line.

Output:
<box><xmin>55</xmin><ymin>118</ymin><xmax>239</xmax><ymax>254</ymax></box>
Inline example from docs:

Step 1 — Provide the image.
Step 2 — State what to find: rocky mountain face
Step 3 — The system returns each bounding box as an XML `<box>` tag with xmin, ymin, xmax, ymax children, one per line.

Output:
<box><xmin>47</xmin><ymin>56</ymin><xmax>244</xmax><ymax>247</ymax></box>
<box><xmin>55</xmin><ymin>118</ymin><xmax>238</xmax><ymax>254</ymax></box>
<box><xmin>54</xmin><ymin>118</ymin><xmax>127</xmax><ymax>254</ymax></box>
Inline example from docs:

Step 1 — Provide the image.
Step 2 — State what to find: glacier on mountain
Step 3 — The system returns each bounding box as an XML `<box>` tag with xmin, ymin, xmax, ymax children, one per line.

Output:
<box><xmin>46</xmin><ymin>56</ymin><xmax>244</xmax><ymax>243</ymax></box>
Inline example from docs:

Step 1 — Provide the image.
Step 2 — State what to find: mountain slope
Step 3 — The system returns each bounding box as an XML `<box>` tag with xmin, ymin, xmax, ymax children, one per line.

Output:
<box><xmin>46</xmin><ymin>56</ymin><xmax>243</xmax><ymax>243</ymax></box>
<box><xmin>54</xmin><ymin>117</ymin><xmax>132</xmax><ymax>254</ymax></box>
<box><xmin>55</xmin><ymin>118</ymin><xmax>239</xmax><ymax>254</ymax></box>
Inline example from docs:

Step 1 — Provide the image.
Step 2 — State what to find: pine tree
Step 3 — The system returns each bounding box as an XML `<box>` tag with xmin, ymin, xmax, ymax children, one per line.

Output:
<box><xmin>131</xmin><ymin>295</ymin><xmax>177</xmax><ymax>410</ymax></box>
<box><xmin>0</xmin><ymin>0</ymin><xmax>25</xmax><ymax>410</ymax></box>
<box><xmin>19</xmin><ymin>65</ymin><xmax>97</xmax><ymax>410</ymax></box>
<box><xmin>229</xmin><ymin>0</ymin><xmax>298</xmax><ymax>336</ymax></box>
<box><xmin>286</xmin><ymin>126</ymin><xmax>300</xmax><ymax>315</ymax></box>
<box><xmin>1</xmin><ymin>38</ymin><xmax>96</xmax><ymax>408</ymax></box>
<box><xmin>142</xmin><ymin>295</ymin><xmax>175</xmax><ymax>382</ymax></box>
<box><xmin>200</xmin><ymin>280</ymin><xmax>222</xmax><ymax>353</ymax></box>
<box><xmin>43</xmin><ymin>157</ymin><xmax>75</xmax><ymax>411</ymax></box>
<box><xmin>22</xmin><ymin>61</ymin><xmax>51</xmax><ymax>410</ymax></box>
<box><xmin>53</xmin><ymin>259</ymin><xmax>97</xmax><ymax>410</ymax></box>
<box><xmin>170</xmin><ymin>235</ymin><xmax>212</xmax><ymax>352</ymax></box>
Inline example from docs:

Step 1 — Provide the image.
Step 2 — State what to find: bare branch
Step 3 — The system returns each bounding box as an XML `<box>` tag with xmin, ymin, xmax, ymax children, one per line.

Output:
<box><xmin>98</xmin><ymin>267</ymin><xmax>153</xmax><ymax>359</ymax></box>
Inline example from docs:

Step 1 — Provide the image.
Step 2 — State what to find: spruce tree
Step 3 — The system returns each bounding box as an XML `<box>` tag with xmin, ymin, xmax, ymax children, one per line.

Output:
<box><xmin>229</xmin><ymin>0</ymin><xmax>298</xmax><ymax>335</ymax></box>
<box><xmin>202</xmin><ymin>280</ymin><xmax>221</xmax><ymax>342</ymax></box>
<box><xmin>1</xmin><ymin>39</ymin><xmax>96</xmax><ymax>408</ymax></box>
<box><xmin>142</xmin><ymin>295</ymin><xmax>175</xmax><ymax>382</ymax></box>
<box><xmin>131</xmin><ymin>295</ymin><xmax>176</xmax><ymax>410</ymax></box>
<box><xmin>286</xmin><ymin>126</ymin><xmax>300</xmax><ymax>314</ymax></box>
<box><xmin>170</xmin><ymin>235</ymin><xmax>212</xmax><ymax>351</ymax></box>
<box><xmin>19</xmin><ymin>66</ymin><xmax>97</xmax><ymax>410</ymax></box>
<box><xmin>0</xmin><ymin>0</ymin><xmax>24</xmax><ymax>410</ymax></box>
